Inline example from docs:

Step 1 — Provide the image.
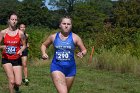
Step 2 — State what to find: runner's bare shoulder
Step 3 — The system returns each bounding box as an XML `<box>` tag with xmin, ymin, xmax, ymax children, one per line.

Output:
<box><xmin>18</xmin><ymin>30</ymin><xmax>24</xmax><ymax>38</ymax></box>
<box><xmin>50</xmin><ymin>33</ymin><xmax>57</xmax><ymax>42</ymax></box>
<box><xmin>0</xmin><ymin>28</ymin><xmax>8</xmax><ymax>37</ymax></box>
<box><xmin>72</xmin><ymin>32</ymin><xmax>81</xmax><ymax>44</ymax></box>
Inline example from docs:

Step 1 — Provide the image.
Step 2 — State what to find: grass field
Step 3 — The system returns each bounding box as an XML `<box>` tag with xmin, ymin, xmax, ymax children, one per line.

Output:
<box><xmin>0</xmin><ymin>59</ymin><xmax>140</xmax><ymax>93</ymax></box>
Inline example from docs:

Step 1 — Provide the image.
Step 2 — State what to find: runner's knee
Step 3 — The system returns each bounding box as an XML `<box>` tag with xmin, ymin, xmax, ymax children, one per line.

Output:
<box><xmin>15</xmin><ymin>82</ymin><xmax>22</xmax><ymax>86</ymax></box>
<box><xmin>22</xmin><ymin>62</ymin><xmax>27</xmax><ymax>67</ymax></box>
<box><xmin>9</xmin><ymin>80</ymin><xmax>15</xmax><ymax>85</ymax></box>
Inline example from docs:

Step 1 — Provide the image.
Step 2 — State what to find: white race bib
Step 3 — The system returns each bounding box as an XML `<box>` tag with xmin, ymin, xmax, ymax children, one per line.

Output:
<box><xmin>6</xmin><ymin>46</ymin><xmax>17</xmax><ymax>54</ymax></box>
<box><xmin>56</xmin><ymin>51</ymin><xmax>70</xmax><ymax>61</ymax></box>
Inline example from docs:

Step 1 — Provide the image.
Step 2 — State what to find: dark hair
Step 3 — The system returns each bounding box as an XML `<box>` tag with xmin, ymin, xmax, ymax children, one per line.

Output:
<box><xmin>59</xmin><ymin>16</ymin><xmax>72</xmax><ymax>24</ymax></box>
<box><xmin>19</xmin><ymin>23</ymin><xmax>26</xmax><ymax>26</ymax></box>
<box><xmin>18</xmin><ymin>23</ymin><xmax>26</xmax><ymax>29</ymax></box>
<box><xmin>8</xmin><ymin>12</ymin><xmax>18</xmax><ymax>20</ymax></box>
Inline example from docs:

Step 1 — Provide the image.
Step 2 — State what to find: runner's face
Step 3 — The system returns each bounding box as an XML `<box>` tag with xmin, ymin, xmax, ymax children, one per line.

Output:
<box><xmin>20</xmin><ymin>24</ymin><xmax>26</xmax><ymax>32</ymax></box>
<box><xmin>8</xmin><ymin>15</ymin><xmax>18</xmax><ymax>27</ymax></box>
<box><xmin>59</xmin><ymin>18</ymin><xmax>72</xmax><ymax>33</ymax></box>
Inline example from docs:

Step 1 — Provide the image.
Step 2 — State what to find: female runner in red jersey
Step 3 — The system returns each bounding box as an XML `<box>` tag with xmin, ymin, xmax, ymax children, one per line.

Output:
<box><xmin>0</xmin><ymin>13</ymin><xmax>26</xmax><ymax>93</ymax></box>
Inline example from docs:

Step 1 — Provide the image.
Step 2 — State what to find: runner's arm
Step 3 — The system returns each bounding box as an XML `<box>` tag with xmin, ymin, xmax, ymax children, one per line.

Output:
<box><xmin>0</xmin><ymin>31</ymin><xmax>6</xmax><ymax>49</ymax></box>
<box><xmin>74</xmin><ymin>34</ymin><xmax>87</xmax><ymax>58</ymax></box>
<box><xmin>41</xmin><ymin>35</ymin><xmax>53</xmax><ymax>59</ymax></box>
<box><xmin>26</xmin><ymin>34</ymin><xmax>29</xmax><ymax>48</ymax></box>
<box><xmin>18</xmin><ymin>31</ymin><xmax>26</xmax><ymax>55</ymax></box>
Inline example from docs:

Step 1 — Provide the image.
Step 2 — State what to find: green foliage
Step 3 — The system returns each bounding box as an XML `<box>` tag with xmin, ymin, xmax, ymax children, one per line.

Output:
<box><xmin>95</xmin><ymin>27</ymin><xmax>135</xmax><ymax>46</ymax></box>
<box><xmin>26</xmin><ymin>26</ymin><xmax>51</xmax><ymax>59</ymax></box>
<box><xmin>94</xmin><ymin>47</ymin><xmax>140</xmax><ymax>75</ymax></box>
<box><xmin>92</xmin><ymin>0</ymin><xmax>140</xmax><ymax>56</ymax></box>
<box><xmin>133</xmin><ymin>29</ymin><xmax>140</xmax><ymax>57</ymax></box>
<box><xmin>0</xmin><ymin>0</ymin><xmax>49</xmax><ymax>26</ymax></box>
<box><xmin>17</xmin><ymin>0</ymin><xmax>49</xmax><ymax>26</ymax></box>
<box><xmin>49</xmin><ymin>0</ymin><xmax>85</xmax><ymax>12</ymax></box>
<box><xmin>112</xmin><ymin>0</ymin><xmax>140</xmax><ymax>28</ymax></box>
<box><xmin>0</xmin><ymin>25</ymin><xmax>6</xmax><ymax>30</ymax></box>
<box><xmin>86</xmin><ymin>0</ymin><xmax>113</xmax><ymax>15</ymax></box>
<box><xmin>0</xmin><ymin>0</ymin><xmax>20</xmax><ymax>24</ymax></box>
<box><xmin>71</xmin><ymin>0</ymin><xmax>113</xmax><ymax>32</ymax></box>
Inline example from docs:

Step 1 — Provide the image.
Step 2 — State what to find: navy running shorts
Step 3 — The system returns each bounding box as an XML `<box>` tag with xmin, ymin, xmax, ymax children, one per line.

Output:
<box><xmin>2</xmin><ymin>58</ymin><xmax>22</xmax><ymax>66</ymax></box>
<box><xmin>22</xmin><ymin>48</ymin><xmax>28</xmax><ymax>57</ymax></box>
<box><xmin>50</xmin><ymin>62</ymin><xmax>76</xmax><ymax>77</ymax></box>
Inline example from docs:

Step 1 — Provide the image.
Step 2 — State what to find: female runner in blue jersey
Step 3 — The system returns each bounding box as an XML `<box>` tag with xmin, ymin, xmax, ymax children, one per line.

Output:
<box><xmin>41</xmin><ymin>16</ymin><xmax>87</xmax><ymax>93</ymax></box>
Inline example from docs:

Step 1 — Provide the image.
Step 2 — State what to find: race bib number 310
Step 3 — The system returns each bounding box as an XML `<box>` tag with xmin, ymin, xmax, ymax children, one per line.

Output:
<box><xmin>56</xmin><ymin>51</ymin><xmax>70</xmax><ymax>61</ymax></box>
<box><xmin>6</xmin><ymin>46</ymin><xmax>17</xmax><ymax>54</ymax></box>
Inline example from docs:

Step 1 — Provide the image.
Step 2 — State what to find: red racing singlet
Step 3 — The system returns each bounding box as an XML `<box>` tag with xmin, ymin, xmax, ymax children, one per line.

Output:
<box><xmin>2</xmin><ymin>31</ymin><xmax>21</xmax><ymax>60</ymax></box>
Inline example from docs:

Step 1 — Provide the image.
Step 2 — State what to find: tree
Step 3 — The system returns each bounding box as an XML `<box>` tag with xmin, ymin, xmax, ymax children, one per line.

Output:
<box><xmin>0</xmin><ymin>0</ymin><xmax>50</xmax><ymax>26</ymax></box>
<box><xmin>112</xmin><ymin>0</ymin><xmax>140</xmax><ymax>28</ymax></box>
<box><xmin>49</xmin><ymin>0</ymin><xmax>86</xmax><ymax>12</ymax></box>
<box><xmin>0</xmin><ymin>0</ymin><xmax>20</xmax><ymax>24</ymax></box>
<box><xmin>17</xmin><ymin>0</ymin><xmax>49</xmax><ymax>26</ymax></box>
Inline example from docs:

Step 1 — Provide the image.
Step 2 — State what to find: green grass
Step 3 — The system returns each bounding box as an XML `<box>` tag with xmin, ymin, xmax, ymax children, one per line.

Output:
<box><xmin>1</xmin><ymin>59</ymin><xmax>140</xmax><ymax>93</ymax></box>
<box><xmin>93</xmin><ymin>47</ymin><xmax>140</xmax><ymax>75</ymax></box>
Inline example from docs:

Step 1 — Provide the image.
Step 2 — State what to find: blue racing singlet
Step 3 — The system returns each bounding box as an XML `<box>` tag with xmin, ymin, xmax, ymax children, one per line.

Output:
<box><xmin>52</xmin><ymin>32</ymin><xmax>75</xmax><ymax>67</ymax></box>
